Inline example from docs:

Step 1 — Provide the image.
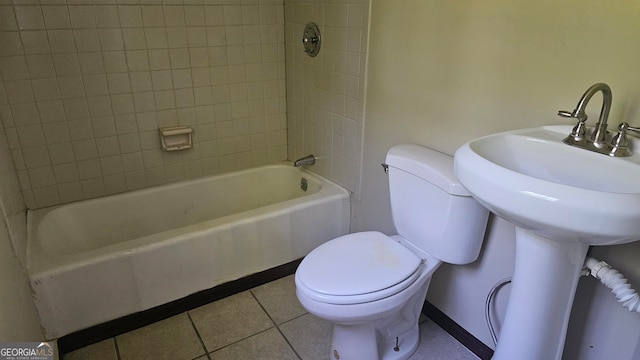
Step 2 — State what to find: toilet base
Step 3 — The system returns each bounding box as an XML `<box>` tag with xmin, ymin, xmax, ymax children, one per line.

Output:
<box><xmin>331</xmin><ymin>323</ymin><xmax>378</xmax><ymax>360</ymax></box>
<box><xmin>324</xmin><ymin>274</ymin><xmax>431</xmax><ymax>360</ymax></box>
<box><xmin>330</xmin><ymin>322</ymin><xmax>420</xmax><ymax>360</ymax></box>
<box><xmin>378</xmin><ymin>325</ymin><xmax>420</xmax><ymax>360</ymax></box>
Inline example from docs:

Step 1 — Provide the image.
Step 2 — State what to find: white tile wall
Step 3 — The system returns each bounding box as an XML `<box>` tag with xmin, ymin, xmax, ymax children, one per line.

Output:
<box><xmin>0</xmin><ymin>0</ymin><xmax>287</xmax><ymax>209</ymax></box>
<box><xmin>285</xmin><ymin>0</ymin><xmax>368</xmax><ymax>196</ymax></box>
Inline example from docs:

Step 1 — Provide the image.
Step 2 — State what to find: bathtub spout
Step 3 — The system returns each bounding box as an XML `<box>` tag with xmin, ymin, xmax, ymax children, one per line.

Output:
<box><xmin>294</xmin><ymin>155</ymin><xmax>316</xmax><ymax>167</ymax></box>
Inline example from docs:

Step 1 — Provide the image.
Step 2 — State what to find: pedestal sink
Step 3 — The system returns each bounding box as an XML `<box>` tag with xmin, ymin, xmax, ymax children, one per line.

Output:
<box><xmin>454</xmin><ymin>125</ymin><xmax>640</xmax><ymax>360</ymax></box>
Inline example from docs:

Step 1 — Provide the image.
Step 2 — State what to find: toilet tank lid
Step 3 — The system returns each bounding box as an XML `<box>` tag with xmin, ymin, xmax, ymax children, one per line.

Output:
<box><xmin>386</xmin><ymin>144</ymin><xmax>471</xmax><ymax>196</ymax></box>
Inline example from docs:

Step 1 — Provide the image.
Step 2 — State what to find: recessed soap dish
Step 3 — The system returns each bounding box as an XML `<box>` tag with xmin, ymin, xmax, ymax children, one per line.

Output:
<box><xmin>159</xmin><ymin>126</ymin><xmax>193</xmax><ymax>151</ymax></box>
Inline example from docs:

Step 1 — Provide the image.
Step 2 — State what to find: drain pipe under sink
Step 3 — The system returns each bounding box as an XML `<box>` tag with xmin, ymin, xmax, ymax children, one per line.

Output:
<box><xmin>583</xmin><ymin>257</ymin><xmax>640</xmax><ymax>313</ymax></box>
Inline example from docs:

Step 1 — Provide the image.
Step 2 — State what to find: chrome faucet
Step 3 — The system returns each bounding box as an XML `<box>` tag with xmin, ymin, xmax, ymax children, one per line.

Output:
<box><xmin>559</xmin><ymin>83</ymin><xmax>614</xmax><ymax>154</ymax></box>
<box><xmin>293</xmin><ymin>154</ymin><xmax>316</xmax><ymax>167</ymax></box>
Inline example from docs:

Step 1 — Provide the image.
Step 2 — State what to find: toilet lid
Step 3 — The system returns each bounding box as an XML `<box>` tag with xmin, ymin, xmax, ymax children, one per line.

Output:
<box><xmin>297</xmin><ymin>231</ymin><xmax>422</xmax><ymax>297</ymax></box>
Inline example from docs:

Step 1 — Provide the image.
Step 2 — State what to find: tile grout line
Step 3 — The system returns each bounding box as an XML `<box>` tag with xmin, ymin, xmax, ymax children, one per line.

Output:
<box><xmin>186</xmin><ymin>311</ymin><xmax>212</xmax><ymax>360</ymax></box>
<box><xmin>207</xmin><ymin>327</ymin><xmax>279</xmax><ymax>357</ymax></box>
<box><xmin>249</xmin><ymin>289</ymin><xmax>277</xmax><ymax>325</ymax></box>
<box><xmin>112</xmin><ymin>337</ymin><xmax>122</xmax><ymax>360</ymax></box>
<box><xmin>188</xmin><ymin>294</ymin><xmax>278</xmax><ymax>359</ymax></box>
<box><xmin>249</xmin><ymin>289</ymin><xmax>304</xmax><ymax>360</ymax></box>
<box><xmin>275</xmin><ymin>325</ymin><xmax>304</xmax><ymax>360</ymax></box>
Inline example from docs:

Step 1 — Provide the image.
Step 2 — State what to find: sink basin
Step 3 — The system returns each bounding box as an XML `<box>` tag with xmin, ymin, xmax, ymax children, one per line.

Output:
<box><xmin>455</xmin><ymin>125</ymin><xmax>640</xmax><ymax>360</ymax></box>
<box><xmin>455</xmin><ymin>125</ymin><xmax>640</xmax><ymax>245</ymax></box>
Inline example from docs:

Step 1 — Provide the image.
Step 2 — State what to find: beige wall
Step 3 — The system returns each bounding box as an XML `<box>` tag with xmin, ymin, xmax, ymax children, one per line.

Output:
<box><xmin>0</xmin><ymin>125</ymin><xmax>42</xmax><ymax>341</ymax></box>
<box><xmin>0</xmin><ymin>0</ymin><xmax>287</xmax><ymax>209</ymax></box>
<box><xmin>285</xmin><ymin>0</ymin><xmax>368</xmax><ymax>194</ymax></box>
<box><xmin>358</xmin><ymin>1</ymin><xmax>640</xmax><ymax>359</ymax></box>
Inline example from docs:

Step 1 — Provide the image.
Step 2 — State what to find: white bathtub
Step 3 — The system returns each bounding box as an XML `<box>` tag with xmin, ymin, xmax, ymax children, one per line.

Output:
<box><xmin>27</xmin><ymin>164</ymin><xmax>350</xmax><ymax>339</ymax></box>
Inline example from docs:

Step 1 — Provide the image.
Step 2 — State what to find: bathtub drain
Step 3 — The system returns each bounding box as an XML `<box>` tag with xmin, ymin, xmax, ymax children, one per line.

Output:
<box><xmin>300</xmin><ymin>178</ymin><xmax>308</xmax><ymax>191</ymax></box>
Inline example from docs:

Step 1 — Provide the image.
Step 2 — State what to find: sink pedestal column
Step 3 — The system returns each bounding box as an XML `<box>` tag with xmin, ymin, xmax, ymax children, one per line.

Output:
<box><xmin>493</xmin><ymin>228</ymin><xmax>588</xmax><ymax>360</ymax></box>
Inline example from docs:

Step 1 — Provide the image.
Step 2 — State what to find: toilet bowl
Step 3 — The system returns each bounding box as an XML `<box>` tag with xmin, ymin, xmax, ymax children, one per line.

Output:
<box><xmin>295</xmin><ymin>144</ymin><xmax>489</xmax><ymax>360</ymax></box>
<box><xmin>296</xmin><ymin>232</ymin><xmax>441</xmax><ymax>360</ymax></box>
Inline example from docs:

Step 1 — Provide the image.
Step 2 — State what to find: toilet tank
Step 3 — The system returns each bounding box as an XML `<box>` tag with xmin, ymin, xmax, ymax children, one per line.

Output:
<box><xmin>385</xmin><ymin>144</ymin><xmax>489</xmax><ymax>265</ymax></box>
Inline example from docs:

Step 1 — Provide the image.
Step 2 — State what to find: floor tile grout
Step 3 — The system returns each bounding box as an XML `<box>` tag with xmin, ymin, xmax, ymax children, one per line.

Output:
<box><xmin>249</xmin><ymin>290</ymin><xmax>276</xmax><ymax>324</ymax></box>
<box><xmin>275</xmin><ymin>325</ymin><xmax>304</xmax><ymax>360</ymax></box>
<box><xmin>250</xmin><ymin>285</ymin><xmax>309</xmax><ymax>360</ymax></box>
<box><xmin>209</xmin><ymin>326</ymin><xmax>280</xmax><ymax>357</ymax></box>
<box><xmin>186</xmin><ymin>311</ymin><xmax>212</xmax><ymax>360</ymax></box>
<box><xmin>62</xmin><ymin>275</ymin><xmax>479</xmax><ymax>360</ymax></box>
<box><xmin>112</xmin><ymin>337</ymin><xmax>122</xmax><ymax>360</ymax></box>
<box><xmin>203</xmin><ymin>290</ymin><xmax>279</xmax><ymax>357</ymax></box>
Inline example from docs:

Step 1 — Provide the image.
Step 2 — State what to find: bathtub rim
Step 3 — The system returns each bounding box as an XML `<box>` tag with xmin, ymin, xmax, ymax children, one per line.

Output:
<box><xmin>26</xmin><ymin>163</ymin><xmax>350</xmax><ymax>278</ymax></box>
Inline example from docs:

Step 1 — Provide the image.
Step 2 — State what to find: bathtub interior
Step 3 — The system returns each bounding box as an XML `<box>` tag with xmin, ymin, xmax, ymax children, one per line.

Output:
<box><xmin>30</xmin><ymin>165</ymin><xmax>323</xmax><ymax>256</ymax></box>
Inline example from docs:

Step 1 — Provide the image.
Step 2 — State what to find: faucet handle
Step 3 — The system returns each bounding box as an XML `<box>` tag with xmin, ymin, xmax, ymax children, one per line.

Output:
<box><xmin>623</xmin><ymin>122</ymin><xmax>640</xmax><ymax>135</ymax></box>
<box><xmin>558</xmin><ymin>109</ymin><xmax>589</xmax><ymax>140</ymax></box>
<box><xmin>557</xmin><ymin>110</ymin><xmax>574</xmax><ymax>118</ymax></box>
<box><xmin>610</xmin><ymin>122</ymin><xmax>640</xmax><ymax>157</ymax></box>
<box><xmin>558</xmin><ymin>109</ymin><xmax>587</xmax><ymax>122</ymax></box>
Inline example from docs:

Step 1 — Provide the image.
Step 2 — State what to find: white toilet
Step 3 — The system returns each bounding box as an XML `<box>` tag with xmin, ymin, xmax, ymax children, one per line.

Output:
<box><xmin>295</xmin><ymin>144</ymin><xmax>489</xmax><ymax>360</ymax></box>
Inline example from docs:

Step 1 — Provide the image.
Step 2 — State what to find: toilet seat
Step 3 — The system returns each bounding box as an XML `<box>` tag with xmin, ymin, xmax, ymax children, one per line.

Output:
<box><xmin>296</xmin><ymin>231</ymin><xmax>424</xmax><ymax>305</ymax></box>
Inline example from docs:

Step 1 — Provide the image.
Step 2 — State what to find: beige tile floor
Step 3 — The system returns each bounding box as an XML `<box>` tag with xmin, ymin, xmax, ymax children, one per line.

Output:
<box><xmin>63</xmin><ymin>275</ymin><xmax>479</xmax><ymax>360</ymax></box>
